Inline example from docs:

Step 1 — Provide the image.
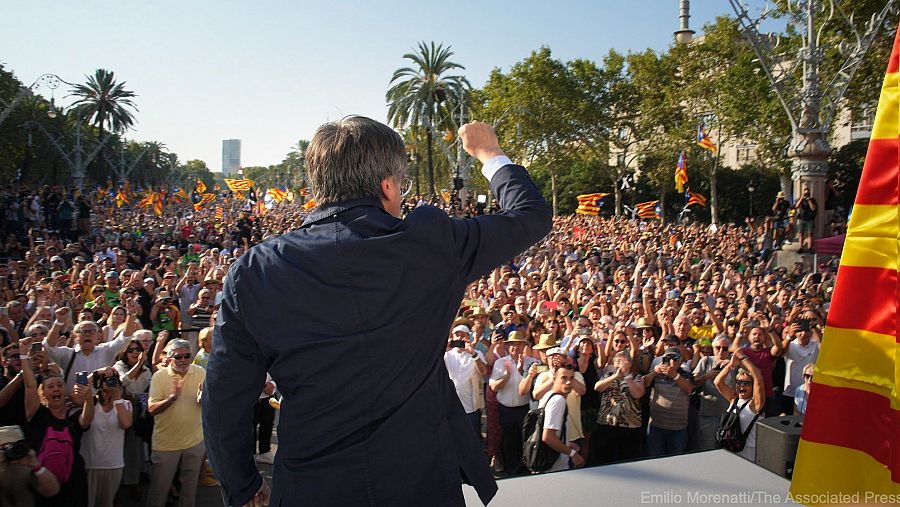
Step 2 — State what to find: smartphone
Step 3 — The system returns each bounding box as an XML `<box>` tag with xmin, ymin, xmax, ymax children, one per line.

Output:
<box><xmin>448</xmin><ymin>340</ymin><xmax>466</xmax><ymax>349</ymax></box>
<box><xmin>75</xmin><ymin>371</ymin><xmax>90</xmax><ymax>386</ymax></box>
<box><xmin>535</xmin><ymin>365</ymin><xmax>550</xmax><ymax>374</ymax></box>
<box><xmin>30</xmin><ymin>342</ymin><xmax>42</xmax><ymax>355</ymax></box>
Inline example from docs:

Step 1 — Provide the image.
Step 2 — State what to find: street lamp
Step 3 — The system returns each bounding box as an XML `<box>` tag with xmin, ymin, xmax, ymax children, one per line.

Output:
<box><xmin>747</xmin><ymin>180</ymin><xmax>756</xmax><ymax>217</ymax></box>
<box><xmin>0</xmin><ymin>73</ymin><xmax>72</xmax><ymax>127</ymax></box>
<box><xmin>674</xmin><ymin>0</ymin><xmax>695</xmax><ymax>45</ymax></box>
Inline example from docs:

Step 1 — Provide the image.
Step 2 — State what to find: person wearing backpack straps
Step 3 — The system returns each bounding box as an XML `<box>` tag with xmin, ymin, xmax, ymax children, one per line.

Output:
<box><xmin>536</xmin><ymin>362</ymin><xmax>584</xmax><ymax>472</ymax></box>
<box><xmin>713</xmin><ymin>350</ymin><xmax>765</xmax><ymax>461</ymax></box>
<box><xmin>19</xmin><ymin>337</ymin><xmax>94</xmax><ymax>507</ymax></box>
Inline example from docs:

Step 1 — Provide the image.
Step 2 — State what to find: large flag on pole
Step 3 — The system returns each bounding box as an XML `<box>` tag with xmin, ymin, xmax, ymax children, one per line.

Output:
<box><xmin>790</xmin><ymin>21</ymin><xmax>900</xmax><ymax>501</ymax></box>
<box><xmin>685</xmin><ymin>189</ymin><xmax>707</xmax><ymax>207</ymax></box>
<box><xmin>635</xmin><ymin>200</ymin><xmax>661</xmax><ymax>220</ymax></box>
<box><xmin>696</xmin><ymin>122</ymin><xmax>717</xmax><ymax>153</ymax></box>
<box><xmin>674</xmin><ymin>151</ymin><xmax>688</xmax><ymax>193</ymax></box>
<box><xmin>575</xmin><ymin>192</ymin><xmax>608</xmax><ymax>215</ymax></box>
<box><xmin>224</xmin><ymin>178</ymin><xmax>254</xmax><ymax>193</ymax></box>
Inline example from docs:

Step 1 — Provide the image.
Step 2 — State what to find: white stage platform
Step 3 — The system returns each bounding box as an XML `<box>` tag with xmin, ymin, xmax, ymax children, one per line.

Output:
<box><xmin>464</xmin><ymin>450</ymin><xmax>797</xmax><ymax>507</ymax></box>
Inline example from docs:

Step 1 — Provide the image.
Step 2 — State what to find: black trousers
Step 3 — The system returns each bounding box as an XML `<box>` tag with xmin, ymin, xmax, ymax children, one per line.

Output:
<box><xmin>253</xmin><ymin>396</ymin><xmax>276</xmax><ymax>454</ymax></box>
<box><xmin>497</xmin><ymin>403</ymin><xmax>529</xmax><ymax>475</ymax></box>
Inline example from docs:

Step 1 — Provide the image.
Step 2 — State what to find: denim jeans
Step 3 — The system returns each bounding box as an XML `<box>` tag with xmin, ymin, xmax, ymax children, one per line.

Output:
<box><xmin>646</xmin><ymin>426</ymin><xmax>688</xmax><ymax>457</ymax></box>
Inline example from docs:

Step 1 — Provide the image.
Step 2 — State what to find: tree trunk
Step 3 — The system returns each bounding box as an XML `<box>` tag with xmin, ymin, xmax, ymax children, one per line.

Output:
<box><xmin>710</xmin><ymin>169</ymin><xmax>719</xmax><ymax>224</ymax></box>
<box><xmin>426</xmin><ymin>111</ymin><xmax>436</xmax><ymax>196</ymax></box>
<box><xmin>659</xmin><ymin>185</ymin><xmax>666</xmax><ymax>224</ymax></box>
<box><xmin>614</xmin><ymin>174</ymin><xmax>622</xmax><ymax>216</ymax></box>
<box><xmin>550</xmin><ymin>169</ymin><xmax>558</xmax><ymax>217</ymax></box>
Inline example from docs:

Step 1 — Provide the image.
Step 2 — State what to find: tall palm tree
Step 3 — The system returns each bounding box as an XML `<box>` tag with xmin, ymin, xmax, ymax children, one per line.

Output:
<box><xmin>68</xmin><ymin>69</ymin><xmax>138</xmax><ymax>139</ymax></box>
<box><xmin>387</xmin><ymin>41</ymin><xmax>469</xmax><ymax>196</ymax></box>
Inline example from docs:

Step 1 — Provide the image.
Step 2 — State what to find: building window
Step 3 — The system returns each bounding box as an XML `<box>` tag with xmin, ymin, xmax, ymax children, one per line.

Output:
<box><xmin>616</xmin><ymin>153</ymin><xmax>626</xmax><ymax>166</ymax></box>
<box><xmin>851</xmin><ymin>107</ymin><xmax>874</xmax><ymax>140</ymax></box>
<box><xmin>736</xmin><ymin>144</ymin><xmax>757</xmax><ymax>162</ymax></box>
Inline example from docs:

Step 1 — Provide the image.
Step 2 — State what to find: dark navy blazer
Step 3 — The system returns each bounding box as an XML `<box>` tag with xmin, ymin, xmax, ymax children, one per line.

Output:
<box><xmin>203</xmin><ymin>164</ymin><xmax>552</xmax><ymax>506</ymax></box>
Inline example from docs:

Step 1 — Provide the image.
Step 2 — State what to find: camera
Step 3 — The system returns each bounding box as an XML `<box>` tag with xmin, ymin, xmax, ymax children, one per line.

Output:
<box><xmin>74</xmin><ymin>371</ymin><xmax>90</xmax><ymax>386</ymax></box>
<box><xmin>1</xmin><ymin>440</ymin><xmax>30</xmax><ymax>462</ymax></box>
<box><xmin>448</xmin><ymin>340</ymin><xmax>466</xmax><ymax>349</ymax></box>
<box><xmin>30</xmin><ymin>342</ymin><xmax>42</xmax><ymax>355</ymax></box>
<box><xmin>102</xmin><ymin>375</ymin><xmax>122</xmax><ymax>389</ymax></box>
<box><xmin>662</xmin><ymin>353</ymin><xmax>679</xmax><ymax>364</ymax></box>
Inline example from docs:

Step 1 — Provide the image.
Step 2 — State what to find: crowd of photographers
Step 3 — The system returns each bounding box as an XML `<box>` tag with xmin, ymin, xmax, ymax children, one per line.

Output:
<box><xmin>0</xmin><ymin>186</ymin><xmax>826</xmax><ymax>505</ymax></box>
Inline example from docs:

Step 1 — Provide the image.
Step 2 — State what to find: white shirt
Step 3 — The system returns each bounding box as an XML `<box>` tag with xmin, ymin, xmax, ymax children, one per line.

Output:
<box><xmin>490</xmin><ymin>355</ymin><xmax>537</xmax><ymax>408</ymax></box>
<box><xmin>444</xmin><ymin>348</ymin><xmax>485</xmax><ymax>413</ymax></box>
<box><xmin>538</xmin><ymin>391</ymin><xmax>570</xmax><ymax>472</ymax></box>
<box><xmin>45</xmin><ymin>332</ymin><xmax>131</xmax><ymax>392</ymax></box>
<box><xmin>783</xmin><ymin>340</ymin><xmax>819</xmax><ymax>396</ymax></box>
<box><xmin>80</xmin><ymin>400</ymin><xmax>131</xmax><ymax>469</ymax></box>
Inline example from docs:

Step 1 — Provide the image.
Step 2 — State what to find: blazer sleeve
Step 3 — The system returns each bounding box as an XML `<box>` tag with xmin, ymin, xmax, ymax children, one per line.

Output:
<box><xmin>202</xmin><ymin>268</ymin><xmax>266</xmax><ymax>506</ymax></box>
<box><xmin>450</xmin><ymin>164</ymin><xmax>552</xmax><ymax>284</ymax></box>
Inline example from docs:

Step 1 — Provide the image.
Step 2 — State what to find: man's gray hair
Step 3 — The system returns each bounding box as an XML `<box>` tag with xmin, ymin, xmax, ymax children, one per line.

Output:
<box><xmin>166</xmin><ymin>339</ymin><xmax>192</xmax><ymax>354</ymax></box>
<box><xmin>306</xmin><ymin>116</ymin><xmax>407</xmax><ymax>205</ymax></box>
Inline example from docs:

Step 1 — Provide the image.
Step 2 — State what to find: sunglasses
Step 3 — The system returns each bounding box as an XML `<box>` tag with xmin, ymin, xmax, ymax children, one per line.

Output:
<box><xmin>171</xmin><ymin>353</ymin><xmax>191</xmax><ymax>360</ymax></box>
<box><xmin>735</xmin><ymin>380</ymin><xmax>753</xmax><ymax>387</ymax></box>
<box><xmin>803</xmin><ymin>374</ymin><xmax>813</xmax><ymax>380</ymax></box>
<box><xmin>614</xmin><ymin>339</ymin><xmax>628</xmax><ymax>344</ymax></box>
<box><xmin>126</xmin><ymin>348</ymin><xmax>142</xmax><ymax>353</ymax></box>
<box><xmin>713</xmin><ymin>346</ymin><xmax>726</xmax><ymax>350</ymax></box>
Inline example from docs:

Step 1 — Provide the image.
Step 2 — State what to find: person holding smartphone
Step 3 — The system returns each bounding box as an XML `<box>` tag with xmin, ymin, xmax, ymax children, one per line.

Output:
<box><xmin>444</xmin><ymin>325</ymin><xmax>487</xmax><ymax>437</ymax></box>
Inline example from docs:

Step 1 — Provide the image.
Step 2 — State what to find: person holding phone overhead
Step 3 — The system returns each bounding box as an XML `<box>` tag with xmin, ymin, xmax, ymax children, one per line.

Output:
<box><xmin>444</xmin><ymin>325</ymin><xmax>487</xmax><ymax>437</ymax></box>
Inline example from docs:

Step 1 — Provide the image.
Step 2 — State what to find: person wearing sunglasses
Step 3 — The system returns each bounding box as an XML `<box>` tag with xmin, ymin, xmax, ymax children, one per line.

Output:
<box><xmin>146</xmin><ymin>339</ymin><xmax>205</xmax><ymax>507</ymax></box>
<box><xmin>794</xmin><ymin>363</ymin><xmax>815</xmax><ymax>416</ymax></box>
<box><xmin>714</xmin><ymin>350</ymin><xmax>765</xmax><ymax>461</ymax></box>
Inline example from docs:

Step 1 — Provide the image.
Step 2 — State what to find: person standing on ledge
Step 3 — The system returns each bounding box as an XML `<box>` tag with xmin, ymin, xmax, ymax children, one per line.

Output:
<box><xmin>203</xmin><ymin>117</ymin><xmax>552</xmax><ymax>507</ymax></box>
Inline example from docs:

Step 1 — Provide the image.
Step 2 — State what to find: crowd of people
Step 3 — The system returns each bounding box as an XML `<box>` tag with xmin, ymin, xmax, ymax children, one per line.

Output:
<box><xmin>0</xmin><ymin>183</ymin><xmax>827</xmax><ymax>505</ymax></box>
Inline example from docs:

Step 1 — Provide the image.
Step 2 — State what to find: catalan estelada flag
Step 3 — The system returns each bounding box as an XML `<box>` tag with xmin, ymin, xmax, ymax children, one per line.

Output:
<box><xmin>195</xmin><ymin>179</ymin><xmax>207</xmax><ymax>194</ymax></box>
<box><xmin>685</xmin><ymin>189</ymin><xmax>707</xmax><ymax>207</ymax></box>
<box><xmin>224</xmin><ymin>178</ymin><xmax>254</xmax><ymax>193</ymax></box>
<box><xmin>575</xmin><ymin>192</ymin><xmax>608</xmax><ymax>215</ymax></box>
<box><xmin>635</xmin><ymin>200</ymin><xmax>660</xmax><ymax>220</ymax></box>
<box><xmin>137</xmin><ymin>193</ymin><xmax>154</xmax><ymax>209</ymax></box>
<box><xmin>674</xmin><ymin>152</ymin><xmax>688</xmax><ymax>193</ymax></box>
<box><xmin>790</xmin><ymin>20</ymin><xmax>900</xmax><ymax>501</ymax></box>
<box><xmin>267</xmin><ymin>188</ymin><xmax>287</xmax><ymax>204</ymax></box>
<box><xmin>696</xmin><ymin>122</ymin><xmax>717</xmax><ymax>153</ymax></box>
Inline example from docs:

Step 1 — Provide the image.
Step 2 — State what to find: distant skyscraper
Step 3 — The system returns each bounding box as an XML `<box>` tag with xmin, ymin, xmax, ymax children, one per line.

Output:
<box><xmin>222</xmin><ymin>139</ymin><xmax>241</xmax><ymax>176</ymax></box>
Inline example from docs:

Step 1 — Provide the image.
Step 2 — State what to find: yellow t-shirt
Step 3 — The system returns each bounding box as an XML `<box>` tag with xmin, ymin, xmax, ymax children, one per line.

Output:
<box><xmin>148</xmin><ymin>364</ymin><xmax>205</xmax><ymax>451</ymax></box>
<box><xmin>688</xmin><ymin>325</ymin><xmax>717</xmax><ymax>341</ymax></box>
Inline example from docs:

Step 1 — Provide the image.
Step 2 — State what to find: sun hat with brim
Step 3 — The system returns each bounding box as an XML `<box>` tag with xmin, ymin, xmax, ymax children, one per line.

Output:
<box><xmin>0</xmin><ymin>425</ymin><xmax>25</xmax><ymax>446</ymax></box>
<box><xmin>635</xmin><ymin>317</ymin><xmax>654</xmax><ymax>330</ymax></box>
<box><xmin>467</xmin><ymin>306</ymin><xmax>490</xmax><ymax>318</ymax></box>
<box><xmin>533</xmin><ymin>333</ymin><xmax>559</xmax><ymax>351</ymax></box>
<box><xmin>506</xmin><ymin>330</ymin><xmax>529</xmax><ymax>344</ymax></box>
<box><xmin>452</xmin><ymin>317</ymin><xmax>474</xmax><ymax>328</ymax></box>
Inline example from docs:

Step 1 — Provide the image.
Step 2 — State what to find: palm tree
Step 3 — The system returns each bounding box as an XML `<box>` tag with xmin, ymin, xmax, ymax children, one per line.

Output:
<box><xmin>68</xmin><ymin>69</ymin><xmax>138</xmax><ymax>139</ymax></box>
<box><xmin>387</xmin><ymin>42</ymin><xmax>469</xmax><ymax>196</ymax></box>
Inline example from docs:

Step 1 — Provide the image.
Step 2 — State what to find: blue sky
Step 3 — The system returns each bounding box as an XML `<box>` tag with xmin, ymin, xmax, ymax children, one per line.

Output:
<box><xmin>1</xmin><ymin>0</ymin><xmax>738</xmax><ymax>171</ymax></box>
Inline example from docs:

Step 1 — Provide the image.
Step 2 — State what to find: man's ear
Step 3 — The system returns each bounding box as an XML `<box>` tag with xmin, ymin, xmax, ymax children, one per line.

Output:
<box><xmin>380</xmin><ymin>178</ymin><xmax>393</xmax><ymax>199</ymax></box>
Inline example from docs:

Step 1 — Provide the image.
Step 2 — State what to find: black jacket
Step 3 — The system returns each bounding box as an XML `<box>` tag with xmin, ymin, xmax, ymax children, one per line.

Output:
<box><xmin>203</xmin><ymin>164</ymin><xmax>551</xmax><ymax>506</ymax></box>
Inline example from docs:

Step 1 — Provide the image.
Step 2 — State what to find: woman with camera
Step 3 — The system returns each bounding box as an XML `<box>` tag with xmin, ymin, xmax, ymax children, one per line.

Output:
<box><xmin>81</xmin><ymin>368</ymin><xmax>132</xmax><ymax>507</ymax></box>
<box><xmin>113</xmin><ymin>337</ymin><xmax>150</xmax><ymax>498</ymax></box>
<box><xmin>20</xmin><ymin>337</ymin><xmax>94</xmax><ymax>507</ymax></box>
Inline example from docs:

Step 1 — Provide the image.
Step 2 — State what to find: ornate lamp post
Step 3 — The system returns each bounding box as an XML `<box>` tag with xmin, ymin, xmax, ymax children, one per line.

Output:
<box><xmin>677</xmin><ymin>0</ymin><xmax>897</xmax><ymax>237</ymax></box>
<box><xmin>747</xmin><ymin>180</ymin><xmax>756</xmax><ymax>217</ymax></box>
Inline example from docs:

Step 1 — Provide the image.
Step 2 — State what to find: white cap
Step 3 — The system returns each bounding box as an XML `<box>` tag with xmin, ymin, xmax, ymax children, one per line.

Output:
<box><xmin>452</xmin><ymin>325</ymin><xmax>471</xmax><ymax>335</ymax></box>
<box><xmin>545</xmin><ymin>347</ymin><xmax>565</xmax><ymax>357</ymax></box>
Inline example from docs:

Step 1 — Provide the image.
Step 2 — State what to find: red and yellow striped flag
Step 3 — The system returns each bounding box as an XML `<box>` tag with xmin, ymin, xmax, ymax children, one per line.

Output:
<box><xmin>215</xmin><ymin>207</ymin><xmax>223</xmax><ymax>220</ymax></box>
<box><xmin>224</xmin><ymin>178</ymin><xmax>254</xmax><ymax>192</ymax></box>
<box><xmin>790</xmin><ymin>21</ymin><xmax>900</xmax><ymax>501</ymax></box>
<box><xmin>195</xmin><ymin>179</ymin><xmax>207</xmax><ymax>194</ymax></box>
<box><xmin>303</xmin><ymin>199</ymin><xmax>316</xmax><ymax>210</ymax></box>
<box><xmin>575</xmin><ymin>192</ymin><xmax>608</xmax><ymax>215</ymax></box>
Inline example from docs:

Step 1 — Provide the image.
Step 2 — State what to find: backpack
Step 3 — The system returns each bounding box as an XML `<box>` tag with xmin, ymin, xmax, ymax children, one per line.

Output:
<box><xmin>38</xmin><ymin>423</ymin><xmax>75</xmax><ymax>483</ymax></box>
<box><xmin>522</xmin><ymin>393</ymin><xmax>567</xmax><ymax>473</ymax></box>
<box><xmin>716</xmin><ymin>399</ymin><xmax>761</xmax><ymax>452</ymax></box>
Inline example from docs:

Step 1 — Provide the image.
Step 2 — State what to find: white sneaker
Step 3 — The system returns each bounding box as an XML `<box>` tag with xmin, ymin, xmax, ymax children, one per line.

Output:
<box><xmin>255</xmin><ymin>450</ymin><xmax>275</xmax><ymax>465</ymax></box>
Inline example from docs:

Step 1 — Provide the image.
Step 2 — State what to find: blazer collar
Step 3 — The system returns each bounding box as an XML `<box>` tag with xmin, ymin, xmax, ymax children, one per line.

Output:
<box><xmin>301</xmin><ymin>196</ymin><xmax>387</xmax><ymax>227</ymax></box>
